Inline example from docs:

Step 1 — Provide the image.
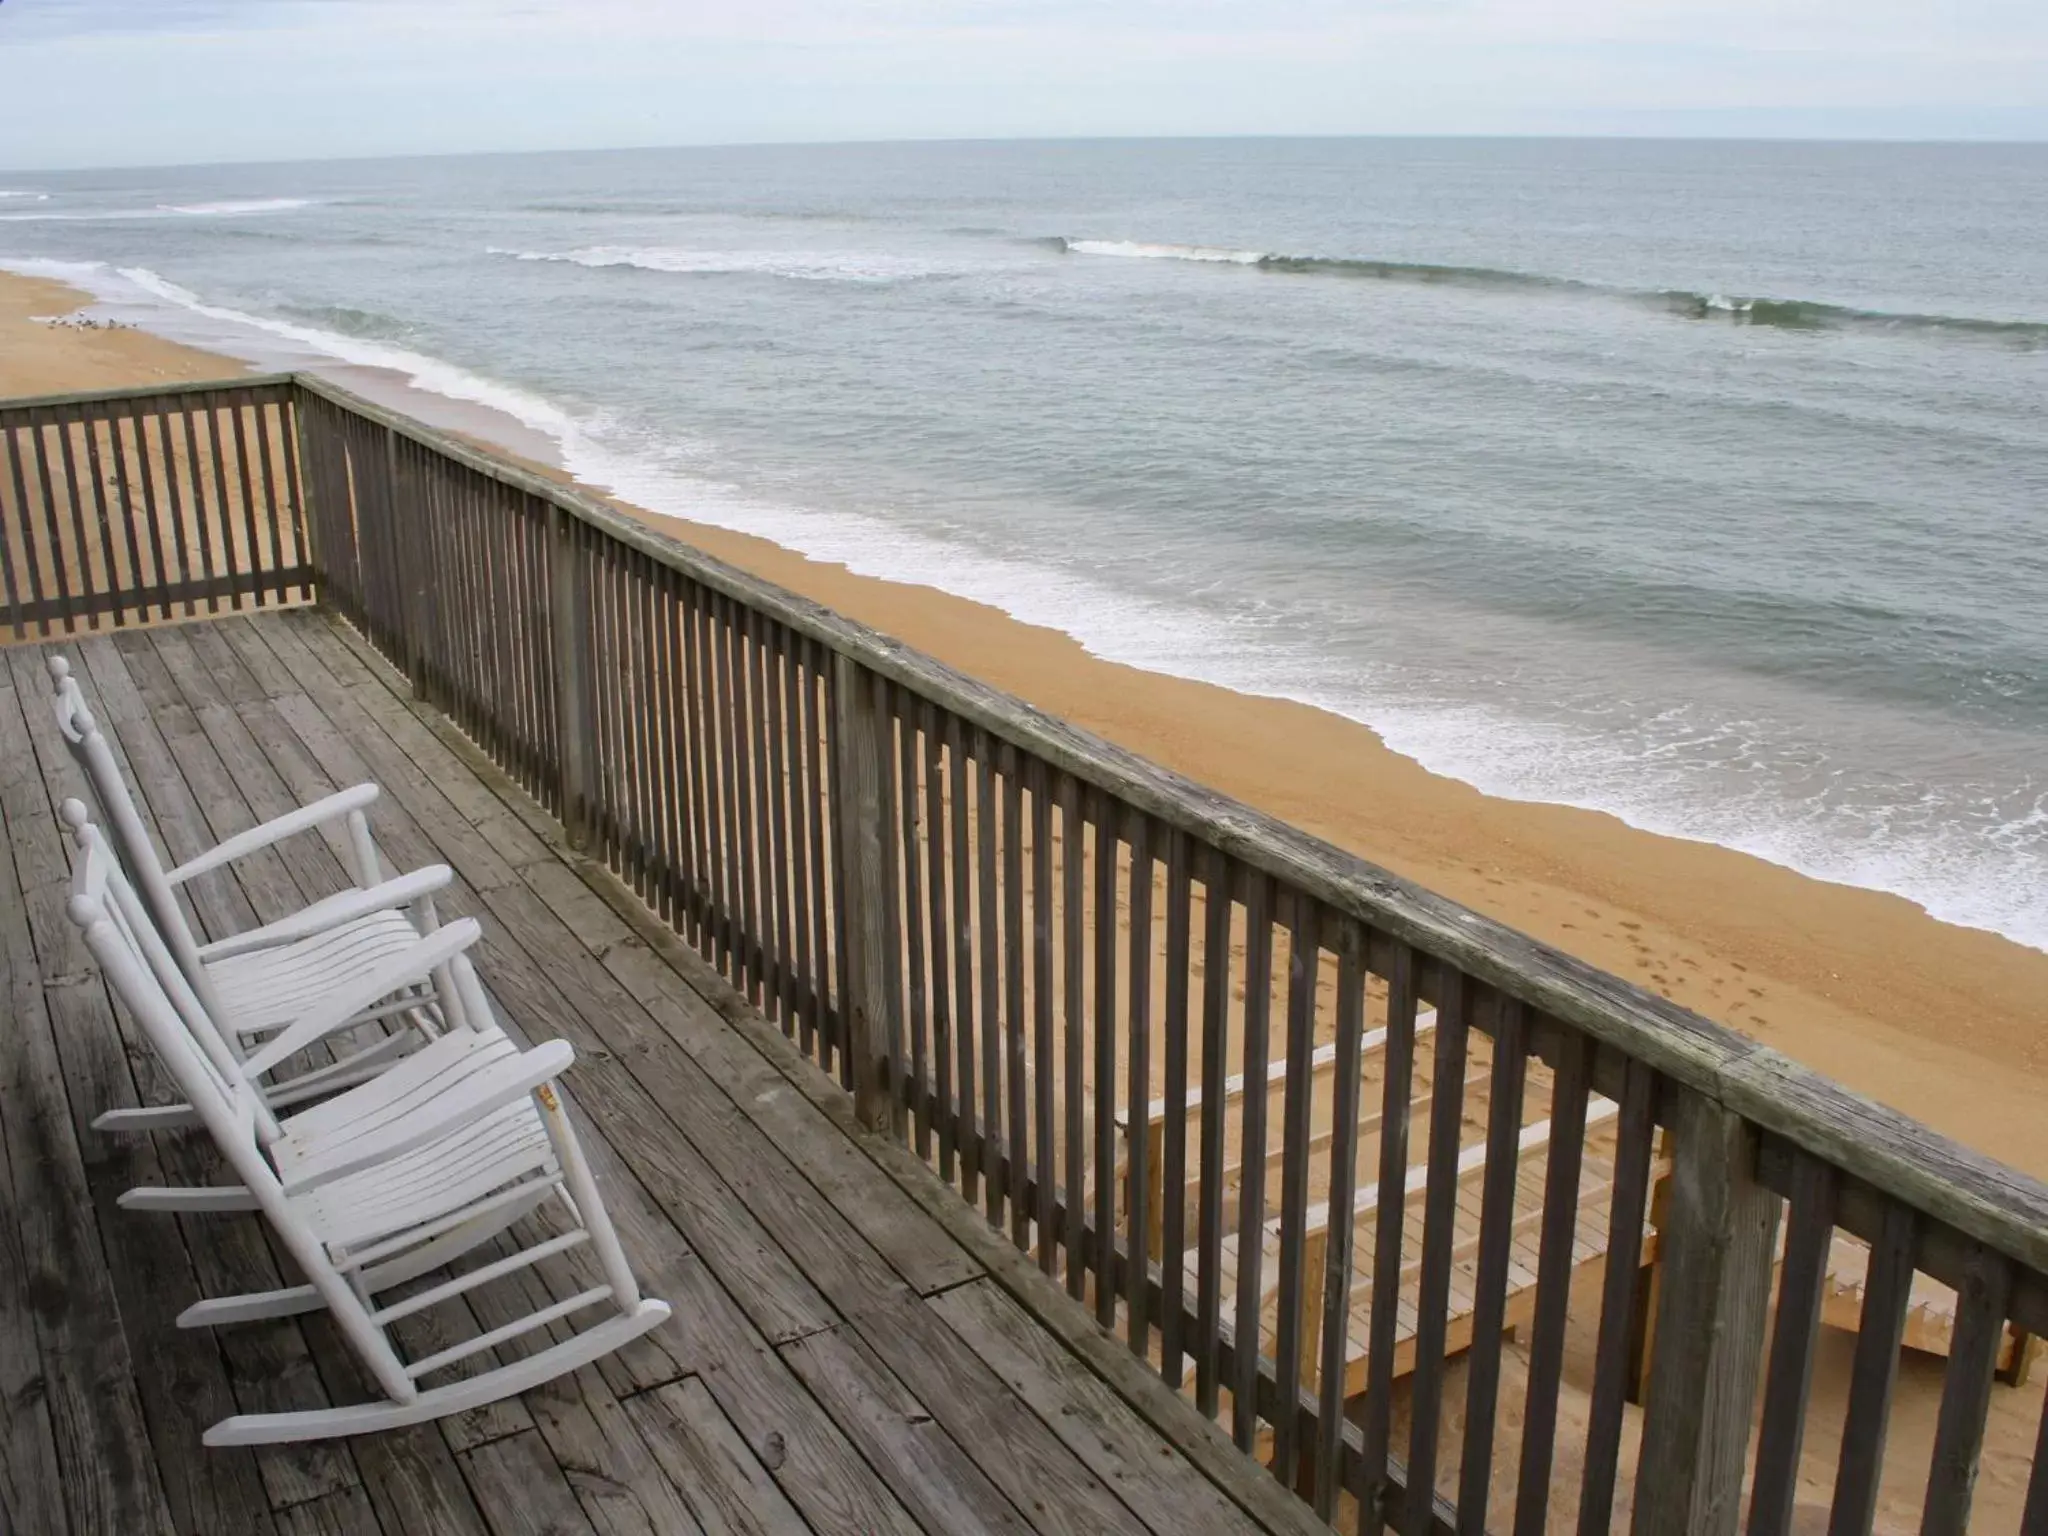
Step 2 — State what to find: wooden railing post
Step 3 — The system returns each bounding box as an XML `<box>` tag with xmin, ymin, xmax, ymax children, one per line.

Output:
<box><xmin>831</xmin><ymin>652</ymin><xmax>894</xmax><ymax>1133</ymax></box>
<box><xmin>550</xmin><ymin>502</ymin><xmax>595</xmax><ymax>852</ymax></box>
<box><xmin>389</xmin><ymin>431</ymin><xmax>434</xmax><ymax>701</ymax></box>
<box><xmin>288</xmin><ymin>387</ymin><xmax>323</xmax><ymax>606</ymax></box>
<box><xmin>1631</xmin><ymin>1088</ymin><xmax>1782</xmax><ymax>1536</ymax></box>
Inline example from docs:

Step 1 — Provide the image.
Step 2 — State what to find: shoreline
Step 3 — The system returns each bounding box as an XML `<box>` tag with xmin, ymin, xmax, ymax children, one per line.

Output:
<box><xmin>8</xmin><ymin>266</ymin><xmax>2048</xmax><ymax>1180</ymax></box>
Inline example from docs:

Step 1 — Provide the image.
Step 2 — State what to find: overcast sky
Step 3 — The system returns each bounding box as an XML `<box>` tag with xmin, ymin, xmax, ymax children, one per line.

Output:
<box><xmin>2</xmin><ymin>0</ymin><xmax>2044</xmax><ymax>170</ymax></box>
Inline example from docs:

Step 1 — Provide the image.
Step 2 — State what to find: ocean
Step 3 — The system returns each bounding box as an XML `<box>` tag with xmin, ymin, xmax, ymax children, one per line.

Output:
<box><xmin>3</xmin><ymin>138</ymin><xmax>2044</xmax><ymax>951</ymax></box>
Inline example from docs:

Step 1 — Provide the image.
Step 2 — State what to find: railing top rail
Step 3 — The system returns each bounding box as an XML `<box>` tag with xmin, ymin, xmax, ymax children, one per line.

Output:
<box><xmin>257</xmin><ymin>374</ymin><xmax>2048</xmax><ymax>1274</ymax></box>
<box><xmin>0</xmin><ymin>373</ymin><xmax>295</xmax><ymax>417</ymax></box>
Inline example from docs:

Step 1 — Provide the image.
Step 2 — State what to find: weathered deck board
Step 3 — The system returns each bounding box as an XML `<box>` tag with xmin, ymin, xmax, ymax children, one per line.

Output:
<box><xmin>0</xmin><ymin>610</ymin><xmax>1299</xmax><ymax>1536</ymax></box>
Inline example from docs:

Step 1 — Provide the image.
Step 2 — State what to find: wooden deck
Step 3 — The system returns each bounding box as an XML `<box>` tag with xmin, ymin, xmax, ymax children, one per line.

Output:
<box><xmin>0</xmin><ymin>609</ymin><xmax>1321</xmax><ymax>1536</ymax></box>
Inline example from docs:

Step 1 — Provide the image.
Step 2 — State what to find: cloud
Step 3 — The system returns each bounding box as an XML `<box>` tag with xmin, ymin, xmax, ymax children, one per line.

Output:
<box><xmin>0</xmin><ymin>0</ymin><xmax>2042</xmax><ymax>167</ymax></box>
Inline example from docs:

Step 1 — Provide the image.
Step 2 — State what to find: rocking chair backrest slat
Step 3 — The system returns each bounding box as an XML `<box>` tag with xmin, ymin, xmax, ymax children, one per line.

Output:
<box><xmin>47</xmin><ymin>656</ymin><xmax>221</xmax><ymax>1013</ymax></box>
<box><xmin>67</xmin><ymin>820</ymin><xmax>267</xmax><ymax>1154</ymax></box>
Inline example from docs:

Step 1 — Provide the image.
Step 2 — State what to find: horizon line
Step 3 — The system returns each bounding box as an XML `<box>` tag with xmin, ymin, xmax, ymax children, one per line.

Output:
<box><xmin>6</xmin><ymin>128</ymin><xmax>2047</xmax><ymax>179</ymax></box>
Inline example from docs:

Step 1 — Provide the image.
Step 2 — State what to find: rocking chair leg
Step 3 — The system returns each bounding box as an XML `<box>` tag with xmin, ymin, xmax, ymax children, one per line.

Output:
<box><xmin>95</xmin><ymin>1103</ymin><xmax>202</xmax><ymax>1133</ymax></box>
<box><xmin>202</xmin><ymin>1299</ymin><xmax>672</xmax><ymax>1445</ymax></box>
<box><xmin>120</xmin><ymin>1184</ymin><xmax>257</xmax><ymax>1214</ymax></box>
<box><xmin>180</xmin><ymin>1285</ymin><xmax>324</xmax><ymax>1328</ymax></box>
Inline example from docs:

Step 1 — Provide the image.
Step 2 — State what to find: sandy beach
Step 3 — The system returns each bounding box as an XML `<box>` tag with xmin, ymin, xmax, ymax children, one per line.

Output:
<box><xmin>10</xmin><ymin>264</ymin><xmax>2048</xmax><ymax>1526</ymax></box>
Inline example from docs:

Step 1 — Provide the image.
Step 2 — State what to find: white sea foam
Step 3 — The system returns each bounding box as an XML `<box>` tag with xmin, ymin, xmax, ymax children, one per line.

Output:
<box><xmin>159</xmin><ymin>197</ymin><xmax>318</xmax><ymax>216</ymax></box>
<box><xmin>0</xmin><ymin>191</ymin><xmax>50</xmax><ymax>201</ymax></box>
<box><xmin>13</xmin><ymin>257</ymin><xmax>2038</xmax><ymax>953</ymax></box>
<box><xmin>0</xmin><ymin>196</ymin><xmax>315</xmax><ymax>223</ymax></box>
<box><xmin>1062</xmin><ymin>238</ymin><xmax>1266</xmax><ymax>265</ymax></box>
<box><xmin>489</xmin><ymin>244</ymin><xmax>955</xmax><ymax>283</ymax></box>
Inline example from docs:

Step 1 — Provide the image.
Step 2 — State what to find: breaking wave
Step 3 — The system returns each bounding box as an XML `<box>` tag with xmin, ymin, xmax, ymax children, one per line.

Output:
<box><xmin>0</xmin><ymin>196</ymin><xmax>317</xmax><ymax>224</ymax></box>
<box><xmin>1053</xmin><ymin>237</ymin><xmax>2048</xmax><ymax>345</ymax></box>
<box><xmin>487</xmin><ymin>244</ymin><xmax>955</xmax><ymax>283</ymax></box>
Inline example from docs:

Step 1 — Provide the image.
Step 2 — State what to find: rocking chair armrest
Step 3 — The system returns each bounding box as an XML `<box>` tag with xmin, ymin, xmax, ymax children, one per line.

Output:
<box><xmin>197</xmin><ymin>865</ymin><xmax>454</xmax><ymax>961</ymax></box>
<box><xmin>165</xmin><ymin>784</ymin><xmax>382</xmax><ymax>886</ymax></box>
<box><xmin>242</xmin><ymin>919</ymin><xmax>481</xmax><ymax>1080</ymax></box>
<box><xmin>280</xmin><ymin>1039</ymin><xmax>577</xmax><ymax>1194</ymax></box>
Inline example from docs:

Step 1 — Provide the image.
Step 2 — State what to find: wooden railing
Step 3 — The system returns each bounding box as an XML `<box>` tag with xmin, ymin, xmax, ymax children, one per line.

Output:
<box><xmin>0</xmin><ymin>378</ymin><xmax>311</xmax><ymax>636</ymax></box>
<box><xmin>12</xmin><ymin>372</ymin><xmax>2048</xmax><ymax>1534</ymax></box>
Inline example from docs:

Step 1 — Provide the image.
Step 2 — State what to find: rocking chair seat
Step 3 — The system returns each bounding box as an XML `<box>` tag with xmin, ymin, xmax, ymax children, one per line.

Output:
<box><xmin>210</xmin><ymin>908</ymin><xmax>434</xmax><ymax>1044</ymax></box>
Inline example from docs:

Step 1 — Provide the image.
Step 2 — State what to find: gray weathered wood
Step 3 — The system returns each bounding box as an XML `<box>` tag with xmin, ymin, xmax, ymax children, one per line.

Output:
<box><xmin>832</xmin><ymin>652</ymin><xmax>895</xmax><ymax>1131</ymax></box>
<box><xmin>1455</xmin><ymin>993</ymin><xmax>1528</xmax><ymax>1536</ymax></box>
<box><xmin>1124</xmin><ymin>812</ymin><xmax>1154</xmax><ymax>1357</ymax></box>
<box><xmin>1092</xmin><ymin>788</ymin><xmax>1119</xmax><ymax>1324</ymax></box>
<box><xmin>1269</xmin><ymin>892</ymin><xmax>1320</xmax><ymax>1484</ymax></box>
<box><xmin>1159</xmin><ymin>825</ymin><xmax>1194</xmax><ymax>1390</ymax></box>
<box><xmin>550</xmin><ymin>504</ymin><xmax>596</xmax><ymax>850</ymax></box>
<box><xmin>1360</xmin><ymin>941</ymin><xmax>1419</xmax><ymax>1531</ymax></box>
<box><xmin>1061</xmin><ymin>774</ymin><xmax>1087</xmax><ymax>1297</ymax></box>
<box><xmin>1231</xmin><ymin>870</ymin><xmax>1274</xmax><ymax>1452</ymax></box>
<box><xmin>1746</xmin><ymin>1152</ymin><xmax>1837</xmax><ymax>1536</ymax></box>
<box><xmin>1632</xmin><ymin>1088</ymin><xmax>1784</xmax><ymax>1536</ymax></box>
<box><xmin>1194</xmin><ymin>844</ymin><xmax>1235</xmax><ymax>1418</ymax></box>
<box><xmin>947</xmin><ymin>708</ymin><xmax>979</xmax><ymax>1202</ymax></box>
<box><xmin>1828</xmin><ymin>1202</ymin><xmax>1918</xmax><ymax>1536</ymax></box>
<box><xmin>621</xmin><ymin>1378</ymin><xmax>807</xmax><ymax>1536</ymax></box>
<box><xmin>1406</xmin><ymin>968</ymin><xmax>1471</xmax><ymax>1536</ymax></box>
<box><xmin>1578</xmin><ymin>1053</ymin><xmax>1657</xmax><ymax>1536</ymax></box>
<box><xmin>1920</xmin><ymin>1242</ymin><xmax>2012</xmax><ymax>1536</ymax></box>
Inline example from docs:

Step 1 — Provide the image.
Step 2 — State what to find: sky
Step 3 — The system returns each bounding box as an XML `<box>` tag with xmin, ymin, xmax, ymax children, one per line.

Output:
<box><xmin>1</xmin><ymin>0</ymin><xmax>2044</xmax><ymax>170</ymax></box>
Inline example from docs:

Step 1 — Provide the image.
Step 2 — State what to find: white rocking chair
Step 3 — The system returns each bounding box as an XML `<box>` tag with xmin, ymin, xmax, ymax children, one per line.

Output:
<box><xmin>49</xmin><ymin>656</ymin><xmax>470</xmax><ymax>1135</ymax></box>
<box><xmin>67</xmin><ymin>816</ymin><xmax>672</xmax><ymax>1444</ymax></box>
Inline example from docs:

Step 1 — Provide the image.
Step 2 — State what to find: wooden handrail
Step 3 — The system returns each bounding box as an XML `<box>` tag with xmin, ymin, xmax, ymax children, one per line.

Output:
<box><xmin>284</xmin><ymin>371</ymin><xmax>2048</xmax><ymax>1292</ymax></box>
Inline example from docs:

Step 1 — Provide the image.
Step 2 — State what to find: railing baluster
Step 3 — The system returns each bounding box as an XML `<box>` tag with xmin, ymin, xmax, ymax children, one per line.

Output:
<box><xmin>921</xmin><ymin>698</ymin><xmax>954</xmax><ymax>1183</ymax></box>
<box><xmin>122</xmin><ymin>399</ymin><xmax>170</xmax><ymax>619</ymax></box>
<box><xmin>1029</xmin><ymin>754</ymin><xmax>1057</xmax><ymax>1272</ymax></box>
<box><xmin>830</xmin><ymin>652</ymin><xmax>893</xmax><ymax>1132</ymax></box>
<box><xmin>1123</xmin><ymin>812</ymin><xmax>1153</xmax><ymax>1357</ymax></box>
<box><xmin>30</xmin><ymin>411</ymin><xmax>80</xmax><ymax>631</ymax></box>
<box><xmin>83</xmin><ymin>408</ymin><xmax>121</xmax><ymax>627</ymax></box>
<box><xmin>772</xmin><ymin>621</ymin><xmax>798</xmax><ymax>1019</ymax></box>
<box><xmin>2023</xmin><ymin>1393</ymin><xmax>2048</xmax><ymax>1536</ymax></box>
<box><xmin>1314</xmin><ymin>918</ymin><xmax>1368</xmax><ymax>1520</ymax></box>
<box><xmin>228</xmin><ymin>392</ymin><xmax>263</xmax><ymax>604</ymax></box>
<box><xmin>1159</xmin><ymin>826</ymin><xmax>1194</xmax><ymax>1391</ymax></box>
<box><xmin>1361</xmin><ymin>940</ymin><xmax>1419</xmax><ymax>1532</ymax></box>
<box><xmin>1001</xmin><ymin>741</ymin><xmax>1028</xmax><ymax>1243</ymax></box>
<box><xmin>1060</xmin><ymin>770</ymin><xmax>1086</xmax><ymax>1294</ymax></box>
<box><xmin>947</xmin><ymin>709</ymin><xmax>979</xmax><ymax>1203</ymax></box>
<box><xmin>1406</xmin><ymin>968</ymin><xmax>1471</xmax><ymax>1533</ymax></box>
<box><xmin>178</xmin><ymin>404</ymin><xmax>218</xmax><ymax>612</ymax></box>
<box><xmin>1193</xmin><ymin>845</ymin><xmax>1235</xmax><ymax>1418</ymax></box>
<box><xmin>1747</xmin><ymin>1153</ymin><xmax>1838</xmax><ymax>1536</ymax></box>
<box><xmin>1231</xmin><ymin>870</ymin><xmax>1274</xmax><ymax>1452</ymax></box>
<box><xmin>1091</xmin><ymin>788</ymin><xmax>1119</xmax><ymax>1326</ymax></box>
<box><xmin>900</xmin><ymin>685</ymin><xmax>930</xmax><ymax>1157</ymax></box>
<box><xmin>1270</xmin><ymin>892</ymin><xmax>1320</xmax><ymax>1487</ymax></box>
<box><xmin>0</xmin><ymin>416</ymin><xmax>28</xmax><ymax>634</ymax></box>
<box><xmin>749</xmin><ymin>608</ymin><xmax>781</xmax><ymax>1011</ymax></box>
<box><xmin>1579</xmin><ymin>1053</ymin><xmax>1657</xmax><ymax>1536</ymax></box>
<box><xmin>52</xmin><ymin>409</ymin><xmax>98</xmax><ymax>621</ymax></box>
<box><xmin>978</xmin><ymin>734</ymin><xmax>1005</xmax><ymax>1224</ymax></box>
<box><xmin>1920</xmin><ymin>1243</ymin><xmax>2012</xmax><ymax>1536</ymax></box>
<box><xmin>1457</xmin><ymin>994</ymin><xmax>1528</xmax><ymax>1535</ymax></box>
<box><xmin>144</xmin><ymin>405</ymin><xmax>189</xmax><ymax>620</ymax></box>
<box><xmin>1829</xmin><ymin>1203</ymin><xmax>1919</xmax><ymax>1536</ymax></box>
